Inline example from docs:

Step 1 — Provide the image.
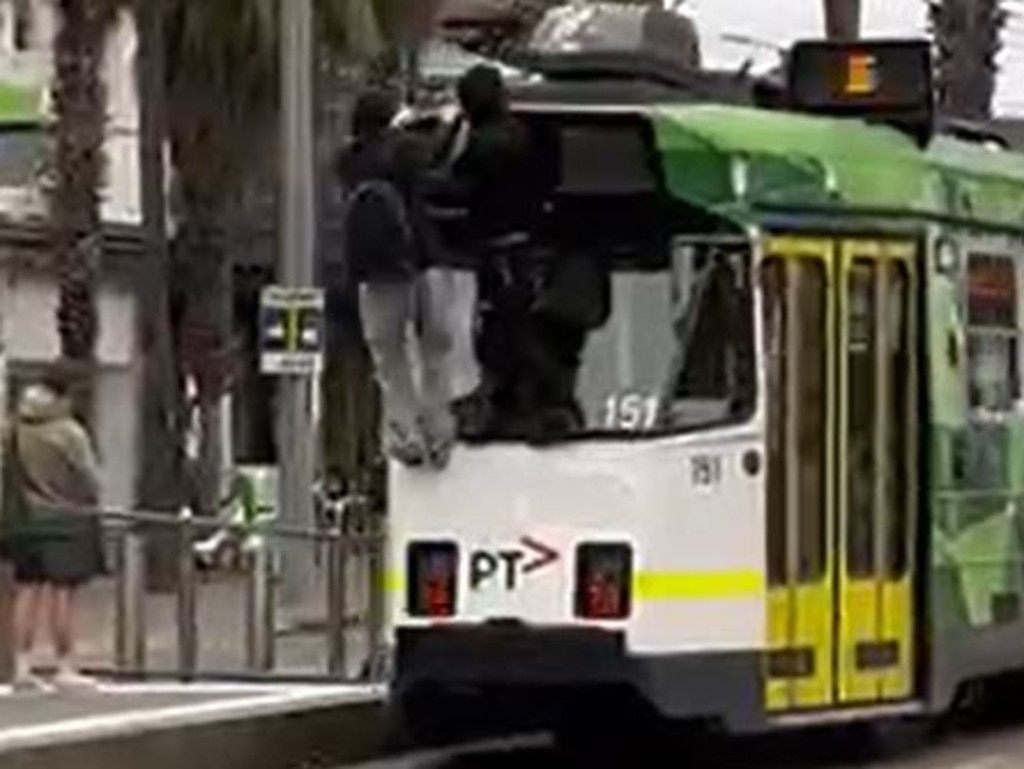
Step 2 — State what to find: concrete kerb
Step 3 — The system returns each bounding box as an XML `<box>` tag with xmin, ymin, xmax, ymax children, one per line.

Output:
<box><xmin>0</xmin><ymin>684</ymin><xmax>387</xmax><ymax>769</ymax></box>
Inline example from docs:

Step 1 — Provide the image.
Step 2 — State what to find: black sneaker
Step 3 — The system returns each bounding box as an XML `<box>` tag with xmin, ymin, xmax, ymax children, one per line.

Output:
<box><xmin>453</xmin><ymin>391</ymin><xmax>494</xmax><ymax>441</ymax></box>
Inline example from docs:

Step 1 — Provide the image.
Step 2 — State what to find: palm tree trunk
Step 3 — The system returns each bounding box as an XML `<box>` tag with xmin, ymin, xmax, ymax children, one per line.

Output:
<box><xmin>135</xmin><ymin>0</ymin><xmax>187</xmax><ymax>591</ymax></box>
<box><xmin>932</xmin><ymin>0</ymin><xmax>1005</xmax><ymax>121</ymax></box>
<box><xmin>162</xmin><ymin>0</ymin><xmax>279</xmax><ymax>522</ymax></box>
<box><xmin>823</xmin><ymin>0</ymin><xmax>861</xmax><ymax>40</ymax></box>
<box><xmin>50</xmin><ymin>0</ymin><xmax>119</xmax><ymax>417</ymax></box>
<box><xmin>175</xmin><ymin>214</ymin><xmax>232</xmax><ymax>519</ymax></box>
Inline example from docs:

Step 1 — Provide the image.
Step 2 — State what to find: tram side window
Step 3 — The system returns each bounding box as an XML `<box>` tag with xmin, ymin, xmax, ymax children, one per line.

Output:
<box><xmin>761</xmin><ymin>258</ymin><xmax>788</xmax><ymax>587</ymax></box>
<box><xmin>761</xmin><ymin>257</ymin><xmax>828</xmax><ymax>586</ymax></box>
<box><xmin>793</xmin><ymin>260</ymin><xmax>829</xmax><ymax>584</ymax></box>
<box><xmin>966</xmin><ymin>254</ymin><xmax>1021</xmax><ymax>414</ymax></box>
<box><xmin>846</xmin><ymin>260</ymin><xmax>877</xmax><ymax>580</ymax></box>
<box><xmin>664</xmin><ymin>247</ymin><xmax>757</xmax><ymax>431</ymax></box>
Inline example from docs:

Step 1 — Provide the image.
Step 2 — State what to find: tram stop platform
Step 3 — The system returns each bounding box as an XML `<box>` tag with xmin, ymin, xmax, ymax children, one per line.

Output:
<box><xmin>0</xmin><ymin>681</ymin><xmax>385</xmax><ymax>769</ymax></box>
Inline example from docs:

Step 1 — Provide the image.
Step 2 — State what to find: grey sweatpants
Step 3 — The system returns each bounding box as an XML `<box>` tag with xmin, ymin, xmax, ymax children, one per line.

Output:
<box><xmin>359</xmin><ymin>268</ymin><xmax>479</xmax><ymax>458</ymax></box>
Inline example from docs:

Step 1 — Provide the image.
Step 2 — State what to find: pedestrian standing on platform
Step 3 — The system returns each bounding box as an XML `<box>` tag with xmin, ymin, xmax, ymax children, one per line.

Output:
<box><xmin>1</xmin><ymin>363</ymin><xmax>104</xmax><ymax>692</ymax></box>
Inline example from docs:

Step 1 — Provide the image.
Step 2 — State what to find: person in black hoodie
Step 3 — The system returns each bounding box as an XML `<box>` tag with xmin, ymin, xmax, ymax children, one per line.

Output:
<box><xmin>425</xmin><ymin>65</ymin><xmax>550</xmax><ymax>438</ymax></box>
<box><xmin>337</xmin><ymin>89</ymin><xmax>457</xmax><ymax>469</ymax></box>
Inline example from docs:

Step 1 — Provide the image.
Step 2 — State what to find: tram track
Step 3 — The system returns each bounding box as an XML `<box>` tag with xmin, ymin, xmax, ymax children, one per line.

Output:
<box><xmin>334</xmin><ymin>700</ymin><xmax>1024</xmax><ymax>769</ymax></box>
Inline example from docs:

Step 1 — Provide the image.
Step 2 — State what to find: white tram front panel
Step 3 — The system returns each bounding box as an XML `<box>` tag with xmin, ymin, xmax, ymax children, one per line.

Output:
<box><xmin>387</xmin><ymin>421</ymin><xmax>766</xmax><ymax>656</ymax></box>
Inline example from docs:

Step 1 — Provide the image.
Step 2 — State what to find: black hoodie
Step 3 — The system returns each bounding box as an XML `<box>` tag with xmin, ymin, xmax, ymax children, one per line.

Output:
<box><xmin>445</xmin><ymin>66</ymin><xmax>540</xmax><ymax>248</ymax></box>
<box><xmin>337</xmin><ymin>130</ymin><xmax>441</xmax><ymax>284</ymax></box>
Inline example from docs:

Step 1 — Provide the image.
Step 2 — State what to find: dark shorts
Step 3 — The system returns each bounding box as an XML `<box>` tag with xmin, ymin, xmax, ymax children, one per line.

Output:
<box><xmin>11</xmin><ymin>550</ymin><xmax>86</xmax><ymax>587</ymax></box>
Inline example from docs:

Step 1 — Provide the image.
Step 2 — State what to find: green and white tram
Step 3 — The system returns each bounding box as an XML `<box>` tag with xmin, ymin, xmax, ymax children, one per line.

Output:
<box><xmin>383</xmin><ymin>39</ymin><xmax>1024</xmax><ymax>739</ymax></box>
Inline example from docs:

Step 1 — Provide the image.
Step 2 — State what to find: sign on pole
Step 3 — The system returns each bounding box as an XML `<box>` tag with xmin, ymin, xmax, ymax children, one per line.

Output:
<box><xmin>259</xmin><ymin>285</ymin><xmax>325</xmax><ymax>376</ymax></box>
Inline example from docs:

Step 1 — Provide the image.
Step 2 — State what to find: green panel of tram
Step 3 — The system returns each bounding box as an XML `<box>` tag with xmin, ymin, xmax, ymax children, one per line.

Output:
<box><xmin>640</xmin><ymin>101</ymin><xmax>1024</xmax><ymax>717</ymax></box>
<box><xmin>926</xmin><ymin>245</ymin><xmax>1024</xmax><ymax>640</ymax></box>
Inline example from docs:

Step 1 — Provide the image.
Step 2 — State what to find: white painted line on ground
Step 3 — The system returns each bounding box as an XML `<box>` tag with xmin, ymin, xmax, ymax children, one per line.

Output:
<box><xmin>0</xmin><ymin>684</ymin><xmax>386</xmax><ymax>755</ymax></box>
<box><xmin>0</xmin><ymin>681</ymin><xmax>380</xmax><ymax>699</ymax></box>
<box><xmin>945</xmin><ymin>757</ymin><xmax>1020</xmax><ymax>769</ymax></box>
<box><xmin>91</xmin><ymin>681</ymin><xmax>364</xmax><ymax>696</ymax></box>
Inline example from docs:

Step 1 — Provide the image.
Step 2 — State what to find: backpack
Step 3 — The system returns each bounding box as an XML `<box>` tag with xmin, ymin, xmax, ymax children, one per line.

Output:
<box><xmin>0</xmin><ymin>428</ymin><xmax>30</xmax><ymax>560</ymax></box>
<box><xmin>338</xmin><ymin>178</ymin><xmax>416</xmax><ymax>293</ymax></box>
<box><xmin>333</xmin><ymin>178</ymin><xmax>418</xmax><ymax>348</ymax></box>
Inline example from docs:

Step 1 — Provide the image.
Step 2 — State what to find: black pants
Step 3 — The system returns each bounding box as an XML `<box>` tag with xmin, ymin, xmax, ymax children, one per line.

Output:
<box><xmin>475</xmin><ymin>251</ymin><xmax>586</xmax><ymax>436</ymax></box>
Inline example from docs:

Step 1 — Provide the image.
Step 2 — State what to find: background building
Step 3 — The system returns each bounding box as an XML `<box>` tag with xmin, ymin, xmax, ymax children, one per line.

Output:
<box><xmin>0</xmin><ymin>0</ymin><xmax>144</xmax><ymax>513</ymax></box>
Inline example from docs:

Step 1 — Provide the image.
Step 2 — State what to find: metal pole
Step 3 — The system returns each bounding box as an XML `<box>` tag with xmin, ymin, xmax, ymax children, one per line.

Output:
<box><xmin>0</xmin><ymin>290</ymin><xmax>11</xmax><ymax>685</ymax></box>
<box><xmin>176</xmin><ymin>508</ymin><xmax>198</xmax><ymax>679</ymax></box>
<box><xmin>114</xmin><ymin>522</ymin><xmax>147</xmax><ymax>672</ymax></box>
<box><xmin>244</xmin><ymin>537</ymin><xmax>275</xmax><ymax>671</ymax></box>
<box><xmin>277</xmin><ymin>0</ymin><xmax>317</xmax><ymax>611</ymax></box>
<box><xmin>326</xmin><ymin>524</ymin><xmax>347</xmax><ymax>676</ymax></box>
<box><xmin>0</xmin><ymin>562</ymin><xmax>13</xmax><ymax>685</ymax></box>
<box><xmin>365</xmin><ymin>508</ymin><xmax>386</xmax><ymax>678</ymax></box>
<box><xmin>133</xmin><ymin>0</ymin><xmax>182</xmax><ymax>595</ymax></box>
<box><xmin>114</xmin><ymin>525</ymin><xmax>127</xmax><ymax>668</ymax></box>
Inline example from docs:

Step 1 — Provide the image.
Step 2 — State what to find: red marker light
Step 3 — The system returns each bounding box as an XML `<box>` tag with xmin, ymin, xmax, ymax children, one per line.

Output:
<box><xmin>585</xmin><ymin>574</ymin><xmax>623</xmax><ymax>619</ymax></box>
<box><xmin>407</xmin><ymin>542</ymin><xmax>458</xmax><ymax>618</ymax></box>
<box><xmin>424</xmin><ymin>557</ymin><xmax>455</xmax><ymax>617</ymax></box>
<box><xmin>575</xmin><ymin>543</ymin><xmax>633</xmax><ymax>620</ymax></box>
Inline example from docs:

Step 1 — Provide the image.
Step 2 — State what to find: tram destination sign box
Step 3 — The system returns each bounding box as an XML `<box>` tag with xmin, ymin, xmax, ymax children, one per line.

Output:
<box><xmin>786</xmin><ymin>39</ymin><xmax>934</xmax><ymax>144</ymax></box>
<box><xmin>788</xmin><ymin>39</ymin><xmax>932</xmax><ymax>112</ymax></box>
<box><xmin>259</xmin><ymin>285</ymin><xmax>325</xmax><ymax>376</ymax></box>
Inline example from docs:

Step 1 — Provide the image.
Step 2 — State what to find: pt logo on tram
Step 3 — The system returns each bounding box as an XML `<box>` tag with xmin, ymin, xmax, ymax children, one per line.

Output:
<box><xmin>468</xmin><ymin>537</ymin><xmax>560</xmax><ymax>591</ymax></box>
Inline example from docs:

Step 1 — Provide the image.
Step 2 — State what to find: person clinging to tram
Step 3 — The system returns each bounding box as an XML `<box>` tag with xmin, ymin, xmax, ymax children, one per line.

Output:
<box><xmin>336</xmin><ymin>89</ymin><xmax>458</xmax><ymax>469</ymax></box>
<box><xmin>427</xmin><ymin>64</ymin><xmax>553</xmax><ymax>439</ymax></box>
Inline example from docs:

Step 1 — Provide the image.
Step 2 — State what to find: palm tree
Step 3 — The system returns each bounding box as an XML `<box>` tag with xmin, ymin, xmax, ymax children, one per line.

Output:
<box><xmin>930</xmin><ymin>0</ymin><xmax>1006</xmax><ymax>120</ymax></box>
<box><xmin>159</xmin><ymin>0</ymin><xmax>278</xmax><ymax>518</ymax></box>
<box><xmin>49</xmin><ymin>0</ymin><xmax>123</xmax><ymax>404</ymax></box>
<box><xmin>823</xmin><ymin>0</ymin><xmax>860</xmax><ymax>40</ymax></box>
<box><xmin>160</xmin><ymin>1</ymin><xmax>432</xmax><ymax>512</ymax></box>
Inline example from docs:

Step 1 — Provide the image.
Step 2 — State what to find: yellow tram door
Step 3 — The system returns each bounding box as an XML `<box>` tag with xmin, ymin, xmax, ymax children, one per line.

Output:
<box><xmin>836</xmin><ymin>240</ymin><xmax>918</xmax><ymax>705</ymax></box>
<box><xmin>762</xmin><ymin>239</ymin><xmax>837</xmax><ymax>713</ymax></box>
<box><xmin>762</xmin><ymin>236</ymin><xmax>918</xmax><ymax>714</ymax></box>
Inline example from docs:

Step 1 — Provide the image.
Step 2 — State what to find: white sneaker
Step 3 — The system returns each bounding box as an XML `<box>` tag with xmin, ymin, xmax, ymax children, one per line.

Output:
<box><xmin>383</xmin><ymin>421</ymin><xmax>427</xmax><ymax>467</ymax></box>
<box><xmin>12</xmin><ymin>673</ymin><xmax>54</xmax><ymax>694</ymax></box>
<box><xmin>52</xmin><ymin>669</ymin><xmax>98</xmax><ymax>692</ymax></box>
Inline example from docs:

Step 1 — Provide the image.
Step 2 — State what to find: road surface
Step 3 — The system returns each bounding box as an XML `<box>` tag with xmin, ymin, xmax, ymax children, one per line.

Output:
<box><xmin>347</xmin><ymin>712</ymin><xmax>1024</xmax><ymax>768</ymax></box>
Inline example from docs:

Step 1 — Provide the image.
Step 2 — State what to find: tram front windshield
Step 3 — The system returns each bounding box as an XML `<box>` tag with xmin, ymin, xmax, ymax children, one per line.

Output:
<box><xmin>465</xmin><ymin>117</ymin><xmax>757</xmax><ymax>442</ymax></box>
<box><xmin>471</xmin><ymin>243</ymin><xmax>756</xmax><ymax>441</ymax></box>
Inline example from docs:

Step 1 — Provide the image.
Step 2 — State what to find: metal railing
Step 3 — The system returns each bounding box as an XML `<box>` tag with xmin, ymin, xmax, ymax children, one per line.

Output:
<box><xmin>30</xmin><ymin>498</ymin><xmax>387</xmax><ymax>683</ymax></box>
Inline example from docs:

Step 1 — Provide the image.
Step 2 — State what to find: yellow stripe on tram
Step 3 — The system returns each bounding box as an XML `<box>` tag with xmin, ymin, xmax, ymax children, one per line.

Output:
<box><xmin>383</xmin><ymin>570</ymin><xmax>764</xmax><ymax>600</ymax></box>
<box><xmin>634</xmin><ymin>570</ymin><xmax>764</xmax><ymax>601</ymax></box>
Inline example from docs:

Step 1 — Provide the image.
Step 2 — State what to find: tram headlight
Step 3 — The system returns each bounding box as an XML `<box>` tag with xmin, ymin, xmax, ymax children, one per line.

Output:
<box><xmin>936</xmin><ymin>239</ymin><xmax>960</xmax><ymax>275</ymax></box>
<box><xmin>407</xmin><ymin>541</ymin><xmax>459</xmax><ymax>618</ymax></box>
<box><xmin>575</xmin><ymin>543</ymin><xmax>633</xmax><ymax>620</ymax></box>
